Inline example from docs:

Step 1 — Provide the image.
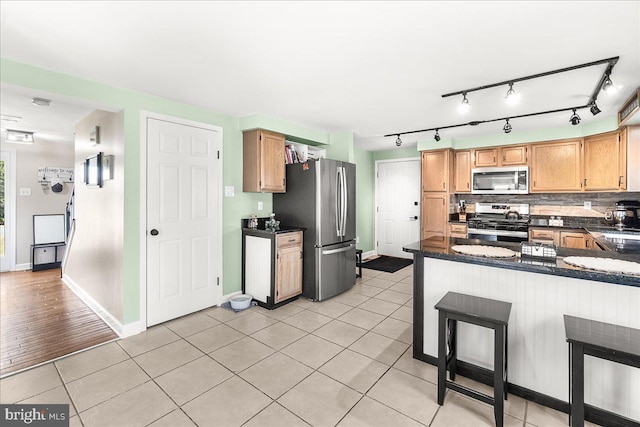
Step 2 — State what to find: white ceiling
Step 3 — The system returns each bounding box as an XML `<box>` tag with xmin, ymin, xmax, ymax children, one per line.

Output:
<box><xmin>1</xmin><ymin>1</ymin><xmax>639</xmax><ymax>151</ymax></box>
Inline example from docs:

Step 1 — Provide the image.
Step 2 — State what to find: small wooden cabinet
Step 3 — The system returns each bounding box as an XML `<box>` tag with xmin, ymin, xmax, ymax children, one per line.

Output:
<box><xmin>243</xmin><ymin>129</ymin><xmax>286</xmax><ymax>193</ymax></box>
<box><xmin>243</xmin><ymin>229</ymin><xmax>303</xmax><ymax>308</ymax></box>
<box><xmin>421</xmin><ymin>193</ymin><xmax>448</xmax><ymax>243</ymax></box>
<box><xmin>560</xmin><ymin>231</ymin><xmax>587</xmax><ymax>249</ymax></box>
<box><xmin>529</xmin><ymin>227</ymin><xmax>597</xmax><ymax>250</ymax></box>
<box><xmin>449</xmin><ymin>223</ymin><xmax>467</xmax><ymax>238</ymax></box>
<box><xmin>583</xmin><ymin>131</ymin><xmax>626</xmax><ymax>191</ymax></box>
<box><xmin>473</xmin><ymin>145</ymin><xmax>528</xmax><ymax>168</ymax></box>
<box><xmin>454</xmin><ymin>150</ymin><xmax>471</xmax><ymax>193</ymax></box>
<box><xmin>422</xmin><ymin>149</ymin><xmax>453</xmax><ymax>192</ymax></box>
<box><xmin>530</xmin><ymin>139</ymin><xmax>582</xmax><ymax>192</ymax></box>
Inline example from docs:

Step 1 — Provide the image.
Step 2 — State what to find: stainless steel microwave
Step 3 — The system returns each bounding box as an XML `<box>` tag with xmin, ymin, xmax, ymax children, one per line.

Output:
<box><xmin>471</xmin><ymin>166</ymin><xmax>529</xmax><ymax>194</ymax></box>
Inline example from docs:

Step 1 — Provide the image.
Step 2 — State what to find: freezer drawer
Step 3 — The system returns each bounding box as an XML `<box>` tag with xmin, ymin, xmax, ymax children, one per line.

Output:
<box><xmin>315</xmin><ymin>241</ymin><xmax>356</xmax><ymax>301</ymax></box>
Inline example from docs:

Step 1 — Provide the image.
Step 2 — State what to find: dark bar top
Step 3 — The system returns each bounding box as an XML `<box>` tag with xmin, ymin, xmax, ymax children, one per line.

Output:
<box><xmin>564</xmin><ymin>315</ymin><xmax>640</xmax><ymax>359</ymax></box>
<box><xmin>242</xmin><ymin>226</ymin><xmax>303</xmax><ymax>236</ymax></box>
<box><xmin>403</xmin><ymin>237</ymin><xmax>640</xmax><ymax>287</ymax></box>
<box><xmin>435</xmin><ymin>291</ymin><xmax>512</xmax><ymax>325</ymax></box>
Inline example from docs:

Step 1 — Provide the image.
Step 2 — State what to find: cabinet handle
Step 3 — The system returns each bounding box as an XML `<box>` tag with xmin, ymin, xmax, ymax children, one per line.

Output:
<box><xmin>619</xmin><ymin>176</ymin><xmax>623</xmax><ymax>186</ymax></box>
<box><xmin>493</xmin><ymin>156</ymin><xmax>496</xmax><ymax>163</ymax></box>
<box><xmin>563</xmin><ymin>237</ymin><xmax>566</xmax><ymax>246</ymax></box>
<box><xmin>442</xmin><ymin>182</ymin><xmax>445</xmax><ymax>189</ymax></box>
<box><xmin>584</xmin><ymin>178</ymin><xmax>587</xmax><ymax>187</ymax></box>
<box><xmin>467</xmin><ymin>182</ymin><xmax>469</xmax><ymax>189</ymax></box>
<box><xmin>533</xmin><ymin>180</ymin><xmax>536</xmax><ymax>187</ymax></box>
<box><xmin>503</xmin><ymin>155</ymin><xmax>506</xmax><ymax>162</ymax></box>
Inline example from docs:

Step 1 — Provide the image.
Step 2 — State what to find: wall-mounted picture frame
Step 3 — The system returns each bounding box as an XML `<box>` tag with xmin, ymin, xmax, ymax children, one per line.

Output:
<box><xmin>84</xmin><ymin>152</ymin><xmax>103</xmax><ymax>187</ymax></box>
<box><xmin>90</xmin><ymin>125</ymin><xmax>100</xmax><ymax>146</ymax></box>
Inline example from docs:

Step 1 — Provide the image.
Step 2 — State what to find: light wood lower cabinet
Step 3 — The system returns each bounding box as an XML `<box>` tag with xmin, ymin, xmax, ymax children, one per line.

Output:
<box><xmin>529</xmin><ymin>227</ymin><xmax>598</xmax><ymax>250</ymax></box>
<box><xmin>559</xmin><ymin>231</ymin><xmax>587</xmax><ymax>249</ymax></box>
<box><xmin>422</xmin><ymin>193</ymin><xmax>448</xmax><ymax>243</ymax></box>
<box><xmin>449</xmin><ymin>223</ymin><xmax>467</xmax><ymax>238</ymax></box>
<box><xmin>243</xmin><ymin>229</ymin><xmax>303</xmax><ymax>308</ymax></box>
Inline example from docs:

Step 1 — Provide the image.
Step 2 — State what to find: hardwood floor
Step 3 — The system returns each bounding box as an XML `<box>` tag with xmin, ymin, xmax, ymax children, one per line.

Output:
<box><xmin>0</xmin><ymin>269</ymin><xmax>118</xmax><ymax>377</ymax></box>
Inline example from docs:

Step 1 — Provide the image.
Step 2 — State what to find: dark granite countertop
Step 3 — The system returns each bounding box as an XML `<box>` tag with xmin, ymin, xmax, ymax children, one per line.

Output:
<box><xmin>242</xmin><ymin>226</ymin><xmax>304</xmax><ymax>235</ymax></box>
<box><xmin>403</xmin><ymin>237</ymin><xmax>640</xmax><ymax>287</ymax></box>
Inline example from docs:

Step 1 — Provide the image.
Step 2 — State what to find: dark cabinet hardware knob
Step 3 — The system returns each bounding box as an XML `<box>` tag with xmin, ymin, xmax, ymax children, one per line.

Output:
<box><xmin>150</xmin><ymin>229</ymin><xmax>159</xmax><ymax>236</ymax></box>
<box><xmin>414</xmin><ymin>201</ymin><xmax>419</xmax><ymax>206</ymax></box>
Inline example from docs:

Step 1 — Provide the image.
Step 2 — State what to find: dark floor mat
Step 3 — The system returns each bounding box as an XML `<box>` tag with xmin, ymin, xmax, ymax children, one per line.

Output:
<box><xmin>362</xmin><ymin>256</ymin><xmax>413</xmax><ymax>273</ymax></box>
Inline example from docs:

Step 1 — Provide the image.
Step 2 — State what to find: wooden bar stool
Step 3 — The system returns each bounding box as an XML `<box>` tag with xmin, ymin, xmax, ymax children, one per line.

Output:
<box><xmin>435</xmin><ymin>291</ymin><xmax>512</xmax><ymax>427</ymax></box>
<box><xmin>564</xmin><ymin>315</ymin><xmax>640</xmax><ymax>427</ymax></box>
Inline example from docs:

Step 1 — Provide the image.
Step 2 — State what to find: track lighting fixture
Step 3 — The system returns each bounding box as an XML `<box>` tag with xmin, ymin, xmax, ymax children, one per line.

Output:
<box><xmin>569</xmin><ymin>109</ymin><xmax>581</xmax><ymax>125</ymax></box>
<box><xmin>5</xmin><ymin>129</ymin><xmax>34</xmax><ymax>144</ymax></box>
<box><xmin>504</xmin><ymin>83</ymin><xmax>520</xmax><ymax>106</ymax></box>
<box><xmin>589</xmin><ymin>102</ymin><xmax>601</xmax><ymax>116</ymax></box>
<box><xmin>503</xmin><ymin>119</ymin><xmax>512</xmax><ymax>134</ymax></box>
<box><xmin>395</xmin><ymin>135</ymin><xmax>402</xmax><ymax>147</ymax></box>
<box><xmin>458</xmin><ymin>92</ymin><xmax>470</xmax><ymax>114</ymax></box>
<box><xmin>434</xmin><ymin>129</ymin><xmax>441</xmax><ymax>142</ymax></box>
<box><xmin>602</xmin><ymin>74</ymin><xmax>617</xmax><ymax>95</ymax></box>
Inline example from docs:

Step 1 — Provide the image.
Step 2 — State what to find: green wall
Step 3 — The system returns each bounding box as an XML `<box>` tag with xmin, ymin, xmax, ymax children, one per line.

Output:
<box><xmin>354</xmin><ymin>149</ymin><xmax>374</xmax><ymax>252</ymax></box>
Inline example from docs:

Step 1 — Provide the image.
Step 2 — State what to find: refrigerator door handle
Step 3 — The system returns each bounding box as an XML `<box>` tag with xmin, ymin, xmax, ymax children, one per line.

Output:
<box><xmin>341</xmin><ymin>166</ymin><xmax>347</xmax><ymax>237</ymax></box>
<box><xmin>336</xmin><ymin>167</ymin><xmax>342</xmax><ymax>236</ymax></box>
<box><xmin>322</xmin><ymin>243</ymin><xmax>354</xmax><ymax>255</ymax></box>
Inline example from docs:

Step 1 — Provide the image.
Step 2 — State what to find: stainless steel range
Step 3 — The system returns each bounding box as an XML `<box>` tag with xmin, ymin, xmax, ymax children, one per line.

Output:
<box><xmin>467</xmin><ymin>203</ymin><xmax>530</xmax><ymax>243</ymax></box>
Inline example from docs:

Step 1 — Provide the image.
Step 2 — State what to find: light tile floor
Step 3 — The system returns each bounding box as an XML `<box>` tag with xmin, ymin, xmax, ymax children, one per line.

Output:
<box><xmin>0</xmin><ymin>266</ymin><xmax>601</xmax><ymax>427</ymax></box>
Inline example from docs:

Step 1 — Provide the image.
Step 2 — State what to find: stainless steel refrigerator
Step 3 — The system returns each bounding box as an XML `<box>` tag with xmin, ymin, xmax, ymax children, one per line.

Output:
<box><xmin>274</xmin><ymin>159</ymin><xmax>356</xmax><ymax>301</ymax></box>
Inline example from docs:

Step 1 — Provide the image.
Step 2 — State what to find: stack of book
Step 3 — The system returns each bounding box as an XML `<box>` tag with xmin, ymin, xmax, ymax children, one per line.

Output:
<box><xmin>285</xmin><ymin>144</ymin><xmax>304</xmax><ymax>164</ymax></box>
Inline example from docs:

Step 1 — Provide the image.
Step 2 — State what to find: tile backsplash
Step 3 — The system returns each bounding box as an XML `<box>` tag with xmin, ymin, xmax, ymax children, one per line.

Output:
<box><xmin>453</xmin><ymin>192</ymin><xmax>640</xmax><ymax>218</ymax></box>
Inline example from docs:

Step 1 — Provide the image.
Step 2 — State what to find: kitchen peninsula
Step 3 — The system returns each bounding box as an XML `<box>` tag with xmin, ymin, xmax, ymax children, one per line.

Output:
<box><xmin>404</xmin><ymin>237</ymin><xmax>640</xmax><ymax>425</ymax></box>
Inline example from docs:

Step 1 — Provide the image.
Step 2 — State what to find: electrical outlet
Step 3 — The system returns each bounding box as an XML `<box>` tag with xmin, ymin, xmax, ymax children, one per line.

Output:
<box><xmin>258</xmin><ymin>202</ymin><xmax>263</xmax><ymax>211</ymax></box>
<box><xmin>224</xmin><ymin>186</ymin><xmax>235</xmax><ymax>197</ymax></box>
<box><xmin>20</xmin><ymin>188</ymin><xmax>31</xmax><ymax>196</ymax></box>
<box><xmin>584</xmin><ymin>201</ymin><xmax>592</xmax><ymax>210</ymax></box>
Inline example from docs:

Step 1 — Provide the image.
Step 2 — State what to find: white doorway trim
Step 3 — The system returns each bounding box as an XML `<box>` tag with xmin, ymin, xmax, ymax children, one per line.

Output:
<box><xmin>1</xmin><ymin>149</ymin><xmax>16</xmax><ymax>272</ymax></box>
<box><xmin>139</xmin><ymin>111</ymin><xmax>224</xmax><ymax>330</ymax></box>
<box><xmin>374</xmin><ymin>157</ymin><xmax>421</xmax><ymax>258</ymax></box>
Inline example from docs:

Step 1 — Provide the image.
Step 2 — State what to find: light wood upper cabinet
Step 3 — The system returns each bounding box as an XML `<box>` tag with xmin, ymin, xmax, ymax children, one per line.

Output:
<box><xmin>583</xmin><ymin>131</ymin><xmax>625</xmax><ymax>191</ymax></box>
<box><xmin>472</xmin><ymin>145</ymin><xmax>528</xmax><ymax>168</ymax></box>
<box><xmin>243</xmin><ymin>129</ymin><xmax>286</xmax><ymax>193</ymax></box>
<box><xmin>530</xmin><ymin>139</ymin><xmax>582</xmax><ymax>192</ymax></box>
<box><xmin>474</xmin><ymin>148</ymin><xmax>499</xmax><ymax>167</ymax></box>
<box><xmin>422</xmin><ymin>149</ymin><xmax>453</xmax><ymax>192</ymax></box>
<box><xmin>454</xmin><ymin>150</ymin><xmax>471</xmax><ymax>193</ymax></box>
<box><xmin>501</xmin><ymin>145</ymin><xmax>528</xmax><ymax>166</ymax></box>
<box><xmin>619</xmin><ymin>127</ymin><xmax>627</xmax><ymax>190</ymax></box>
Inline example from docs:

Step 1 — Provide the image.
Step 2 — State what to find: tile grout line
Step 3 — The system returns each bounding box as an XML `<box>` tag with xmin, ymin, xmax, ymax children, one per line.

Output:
<box><xmin>52</xmin><ymin>362</ymin><xmax>83</xmax><ymax>426</ymax></box>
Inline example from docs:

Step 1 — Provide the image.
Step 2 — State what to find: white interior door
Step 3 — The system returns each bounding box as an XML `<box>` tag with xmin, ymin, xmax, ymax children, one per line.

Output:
<box><xmin>0</xmin><ymin>151</ymin><xmax>15</xmax><ymax>272</ymax></box>
<box><xmin>376</xmin><ymin>159</ymin><xmax>421</xmax><ymax>259</ymax></box>
<box><xmin>146</xmin><ymin>118</ymin><xmax>221</xmax><ymax>326</ymax></box>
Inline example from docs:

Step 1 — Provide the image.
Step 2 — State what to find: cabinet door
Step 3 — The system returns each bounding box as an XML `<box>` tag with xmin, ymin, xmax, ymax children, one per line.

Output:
<box><xmin>560</xmin><ymin>231</ymin><xmax>587</xmax><ymax>249</ymax></box>
<box><xmin>454</xmin><ymin>150</ymin><xmax>471</xmax><ymax>193</ymax></box>
<box><xmin>619</xmin><ymin>127</ymin><xmax>627</xmax><ymax>190</ymax></box>
<box><xmin>275</xmin><ymin>245</ymin><xmax>303</xmax><ymax>303</ymax></box>
<box><xmin>422</xmin><ymin>150</ymin><xmax>450</xmax><ymax>192</ymax></box>
<box><xmin>449</xmin><ymin>223</ymin><xmax>467</xmax><ymax>238</ymax></box>
<box><xmin>530</xmin><ymin>140</ymin><xmax>582</xmax><ymax>192</ymax></box>
<box><xmin>583</xmin><ymin>132</ymin><xmax>621</xmax><ymax>191</ymax></box>
<box><xmin>474</xmin><ymin>148</ymin><xmax>498</xmax><ymax>167</ymax></box>
<box><xmin>260</xmin><ymin>130</ymin><xmax>286</xmax><ymax>192</ymax></box>
<box><xmin>500</xmin><ymin>145</ymin><xmax>528</xmax><ymax>166</ymax></box>
<box><xmin>421</xmin><ymin>193</ymin><xmax>447</xmax><ymax>241</ymax></box>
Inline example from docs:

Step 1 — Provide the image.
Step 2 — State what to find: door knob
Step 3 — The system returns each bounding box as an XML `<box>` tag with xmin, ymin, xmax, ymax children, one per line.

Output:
<box><xmin>150</xmin><ymin>229</ymin><xmax>159</xmax><ymax>236</ymax></box>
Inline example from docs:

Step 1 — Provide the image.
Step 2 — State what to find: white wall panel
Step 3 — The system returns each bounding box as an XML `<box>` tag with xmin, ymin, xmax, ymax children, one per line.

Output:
<box><xmin>422</xmin><ymin>257</ymin><xmax>640</xmax><ymax>421</ymax></box>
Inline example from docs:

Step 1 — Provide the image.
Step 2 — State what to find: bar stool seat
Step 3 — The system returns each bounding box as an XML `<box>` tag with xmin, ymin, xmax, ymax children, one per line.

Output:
<box><xmin>435</xmin><ymin>291</ymin><xmax>512</xmax><ymax>427</ymax></box>
<box><xmin>564</xmin><ymin>315</ymin><xmax>640</xmax><ymax>427</ymax></box>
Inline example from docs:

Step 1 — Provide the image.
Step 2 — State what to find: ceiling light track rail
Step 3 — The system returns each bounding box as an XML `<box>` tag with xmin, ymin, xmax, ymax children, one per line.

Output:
<box><xmin>384</xmin><ymin>104</ymin><xmax>589</xmax><ymax>138</ymax></box>
<box><xmin>441</xmin><ymin>56</ymin><xmax>619</xmax><ymax>98</ymax></box>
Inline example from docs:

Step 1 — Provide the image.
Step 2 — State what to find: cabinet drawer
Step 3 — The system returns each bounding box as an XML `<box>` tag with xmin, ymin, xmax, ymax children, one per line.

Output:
<box><xmin>450</xmin><ymin>224</ymin><xmax>467</xmax><ymax>234</ymax></box>
<box><xmin>276</xmin><ymin>231</ymin><xmax>302</xmax><ymax>248</ymax></box>
<box><xmin>530</xmin><ymin>229</ymin><xmax>555</xmax><ymax>240</ymax></box>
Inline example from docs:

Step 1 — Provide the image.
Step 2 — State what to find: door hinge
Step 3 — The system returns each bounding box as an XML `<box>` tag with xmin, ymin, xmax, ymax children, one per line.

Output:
<box><xmin>217</xmin><ymin>151</ymin><xmax>220</xmax><ymax>159</ymax></box>
<box><xmin>376</xmin><ymin>172</ymin><xmax>379</xmax><ymax>178</ymax></box>
<box><xmin>376</xmin><ymin>241</ymin><xmax>378</xmax><ymax>247</ymax></box>
<box><xmin>376</xmin><ymin>206</ymin><xmax>379</xmax><ymax>212</ymax></box>
<box><xmin>216</xmin><ymin>277</ymin><xmax>220</xmax><ymax>286</ymax></box>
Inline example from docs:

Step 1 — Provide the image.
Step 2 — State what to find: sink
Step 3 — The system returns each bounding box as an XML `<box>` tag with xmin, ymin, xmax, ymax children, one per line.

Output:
<box><xmin>601</xmin><ymin>232</ymin><xmax>640</xmax><ymax>241</ymax></box>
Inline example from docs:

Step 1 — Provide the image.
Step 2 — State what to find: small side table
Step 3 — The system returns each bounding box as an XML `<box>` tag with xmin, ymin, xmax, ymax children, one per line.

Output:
<box><xmin>355</xmin><ymin>249</ymin><xmax>363</xmax><ymax>278</ymax></box>
<box><xmin>564</xmin><ymin>315</ymin><xmax>640</xmax><ymax>427</ymax></box>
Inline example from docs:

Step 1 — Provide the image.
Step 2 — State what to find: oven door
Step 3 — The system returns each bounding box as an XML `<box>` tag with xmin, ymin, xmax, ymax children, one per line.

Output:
<box><xmin>468</xmin><ymin>228</ymin><xmax>528</xmax><ymax>243</ymax></box>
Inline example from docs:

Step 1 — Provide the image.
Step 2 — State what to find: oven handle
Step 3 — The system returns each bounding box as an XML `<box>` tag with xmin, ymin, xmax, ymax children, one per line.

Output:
<box><xmin>467</xmin><ymin>228</ymin><xmax>528</xmax><ymax>238</ymax></box>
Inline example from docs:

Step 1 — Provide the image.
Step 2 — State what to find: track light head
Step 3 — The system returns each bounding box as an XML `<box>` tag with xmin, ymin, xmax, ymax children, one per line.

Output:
<box><xmin>458</xmin><ymin>92</ymin><xmax>470</xmax><ymax>114</ymax></box>
<box><xmin>504</xmin><ymin>83</ymin><xmax>520</xmax><ymax>106</ymax></box>
<box><xmin>569</xmin><ymin>109</ymin><xmax>581</xmax><ymax>125</ymax></box>
<box><xmin>602</xmin><ymin>74</ymin><xmax>617</xmax><ymax>95</ymax></box>
<box><xmin>395</xmin><ymin>135</ymin><xmax>402</xmax><ymax>147</ymax></box>
<box><xmin>434</xmin><ymin>129</ymin><xmax>441</xmax><ymax>142</ymax></box>
<box><xmin>590</xmin><ymin>102</ymin><xmax>601</xmax><ymax>116</ymax></box>
<box><xmin>503</xmin><ymin>119</ymin><xmax>512</xmax><ymax>134</ymax></box>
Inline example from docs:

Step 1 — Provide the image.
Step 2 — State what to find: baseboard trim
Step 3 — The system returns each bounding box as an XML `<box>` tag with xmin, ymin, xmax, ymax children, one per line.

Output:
<box><xmin>62</xmin><ymin>274</ymin><xmax>126</xmax><ymax>338</ymax></box>
<box><xmin>222</xmin><ymin>290</ymin><xmax>242</xmax><ymax>303</ymax></box>
<box><xmin>361</xmin><ymin>250</ymin><xmax>377</xmax><ymax>261</ymax></box>
<box><xmin>14</xmin><ymin>263</ymin><xmax>30</xmax><ymax>271</ymax></box>
<box><xmin>413</xmin><ymin>353</ymin><xmax>639</xmax><ymax>427</ymax></box>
